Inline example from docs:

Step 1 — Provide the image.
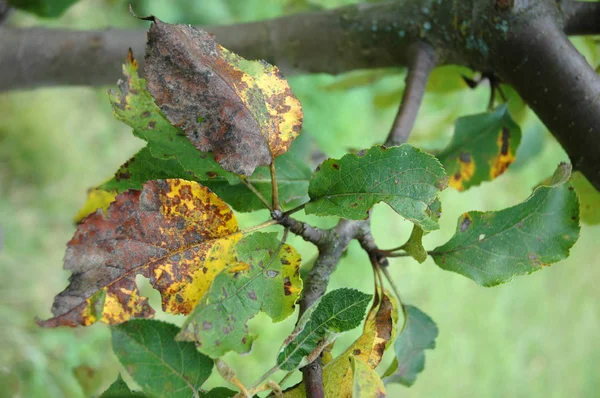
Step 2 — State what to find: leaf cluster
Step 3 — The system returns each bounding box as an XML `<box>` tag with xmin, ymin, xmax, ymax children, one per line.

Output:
<box><xmin>37</xmin><ymin>14</ymin><xmax>584</xmax><ymax>398</ymax></box>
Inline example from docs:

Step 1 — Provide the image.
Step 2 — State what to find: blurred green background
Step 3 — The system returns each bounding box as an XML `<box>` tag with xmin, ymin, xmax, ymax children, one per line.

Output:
<box><xmin>1</xmin><ymin>1</ymin><xmax>599</xmax><ymax>397</ymax></box>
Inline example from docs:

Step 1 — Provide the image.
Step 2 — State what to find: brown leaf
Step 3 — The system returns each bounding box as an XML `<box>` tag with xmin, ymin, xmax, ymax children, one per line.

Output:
<box><xmin>39</xmin><ymin>179</ymin><xmax>241</xmax><ymax>327</ymax></box>
<box><xmin>144</xmin><ymin>17</ymin><xmax>303</xmax><ymax>175</ymax></box>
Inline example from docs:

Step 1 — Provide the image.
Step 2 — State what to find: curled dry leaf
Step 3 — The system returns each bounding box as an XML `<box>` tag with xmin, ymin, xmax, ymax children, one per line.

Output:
<box><xmin>39</xmin><ymin>179</ymin><xmax>242</xmax><ymax>327</ymax></box>
<box><xmin>144</xmin><ymin>17</ymin><xmax>303</xmax><ymax>175</ymax></box>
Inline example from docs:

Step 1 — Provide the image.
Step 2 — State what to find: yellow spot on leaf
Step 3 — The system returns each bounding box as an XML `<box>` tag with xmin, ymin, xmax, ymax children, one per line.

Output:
<box><xmin>449</xmin><ymin>153</ymin><xmax>475</xmax><ymax>191</ymax></box>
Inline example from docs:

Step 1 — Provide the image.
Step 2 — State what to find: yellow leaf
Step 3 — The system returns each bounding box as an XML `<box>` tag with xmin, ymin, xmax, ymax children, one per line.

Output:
<box><xmin>351</xmin><ymin>357</ymin><xmax>386</xmax><ymax>398</ymax></box>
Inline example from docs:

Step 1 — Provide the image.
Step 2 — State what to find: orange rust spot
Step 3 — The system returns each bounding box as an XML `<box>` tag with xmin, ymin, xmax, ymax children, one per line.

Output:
<box><xmin>490</xmin><ymin>127</ymin><xmax>515</xmax><ymax>179</ymax></box>
<box><xmin>449</xmin><ymin>152</ymin><xmax>475</xmax><ymax>191</ymax></box>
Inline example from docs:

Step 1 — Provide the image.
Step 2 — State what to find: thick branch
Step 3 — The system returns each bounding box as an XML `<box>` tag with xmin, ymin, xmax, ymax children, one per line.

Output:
<box><xmin>385</xmin><ymin>41</ymin><xmax>436</xmax><ymax>147</ymax></box>
<box><xmin>493</xmin><ymin>13</ymin><xmax>600</xmax><ymax>190</ymax></box>
<box><xmin>563</xmin><ymin>0</ymin><xmax>600</xmax><ymax>36</ymax></box>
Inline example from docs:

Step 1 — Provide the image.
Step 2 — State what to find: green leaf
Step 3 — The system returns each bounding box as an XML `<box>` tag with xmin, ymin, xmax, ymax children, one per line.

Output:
<box><xmin>177</xmin><ymin>232</ymin><xmax>302</xmax><ymax>357</ymax></box>
<box><xmin>431</xmin><ymin>163</ymin><xmax>580</xmax><ymax>286</ymax></box>
<box><xmin>384</xmin><ymin>305</ymin><xmax>438</xmax><ymax>387</ymax></box>
<box><xmin>100</xmin><ymin>374</ymin><xmax>146</xmax><ymax>398</ymax></box>
<box><xmin>8</xmin><ymin>0</ymin><xmax>77</xmax><ymax>17</ymax></box>
<box><xmin>100</xmin><ymin>147</ymin><xmax>311</xmax><ymax>212</ymax></box>
<box><xmin>111</xmin><ymin>319</ymin><xmax>213</xmax><ymax>398</ymax></box>
<box><xmin>426</xmin><ymin>65</ymin><xmax>472</xmax><ymax>93</ymax></box>
<box><xmin>306</xmin><ymin>145</ymin><xmax>447</xmax><ymax>231</ymax></box>
<box><xmin>204</xmin><ymin>151</ymin><xmax>311</xmax><ymax>212</ymax></box>
<box><xmin>199</xmin><ymin>387</ymin><xmax>237</xmax><ymax>398</ymax></box>
<box><xmin>108</xmin><ymin>52</ymin><xmax>237</xmax><ymax>184</ymax></box>
<box><xmin>438</xmin><ymin>105</ymin><xmax>521</xmax><ymax>191</ymax></box>
<box><xmin>276</xmin><ymin>288</ymin><xmax>372</xmax><ymax>371</ymax></box>
<box><xmin>321</xmin><ymin>69</ymin><xmax>401</xmax><ymax>91</ymax></box>
<box><xmin>570</xmin><ymin>171</ymin><xmax>600</xmax><ymax>225</ymax></box>
<box><xmin>401</xmin><ymin>226</ymin><xmax>428</xmax><ymax>263</ymax></box>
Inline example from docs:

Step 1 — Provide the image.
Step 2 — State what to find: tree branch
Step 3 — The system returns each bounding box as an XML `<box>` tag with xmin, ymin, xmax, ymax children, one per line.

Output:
<box><xmin>492</xmin><ymin>10</ymin><xmax>600</xmax><ymax>192</ymax></box>
<box><xmin>563</xmin><ymin>0</ymin><xmax>600</xmax><ymax>36</ymax></box>
<box><xmin>2</xmin><ymin>0</ymin><xmax>599</xmax><ymax>190</ymax></box>
<box><xmin>385</xmin><ymin>41</ymin><xmax>436</xmax><ymax>147</ymax></box>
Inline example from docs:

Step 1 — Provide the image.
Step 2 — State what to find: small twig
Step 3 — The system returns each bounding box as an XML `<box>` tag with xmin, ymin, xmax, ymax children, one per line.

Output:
<box><xmin>384</xmin><ymin>42</ymin><xmax>436</xmax><ymax>147</ymax></box>
<box><xmin>240</xmin><ymin>177</ymin><xmax>272</xmax><ymax>210</ymax></box>
<box><xmin>270</xmin><ymin>162</ymin><xmax>281</xmax><ymax>211</ymax></box>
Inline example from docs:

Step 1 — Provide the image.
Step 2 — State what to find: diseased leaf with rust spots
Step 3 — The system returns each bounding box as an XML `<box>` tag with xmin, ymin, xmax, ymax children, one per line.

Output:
<box><xmin>39</xmin><ymin>179</ymin><xmax>242</xmax><ymax>327</ymax></box>
<box><xmin>144</xmin><ymin>18</ymin><xmax>303</xmax><ymax>175</ymax></box>
<box><xmin>108</xmin><ymin>51</ymin><xmax>236</xmax><ymax>184</ymax></box>
<box><xmin>101</xmin><ymin>147</ymin><xmax>311</xmax><ymax>213</ymax></box>
<box><xmin>323</xmin><ymin>291</ymin><xmax>397</xmax><ymax>396</ymax></box>
<box><xmin>307</xmin><ymin>145</ymin><xmax>448</xmax><ymax>231</ymax></box>
<box><xmin>437</xmin><ymin>105</ymin><xmax>521</xmax><ymax>191</ymax></box>
<box><xmin>283</xmin><ymin>291</ymin><xmax>397</xmax><ymax>397</ymax></box>
<box><xmin>177</xmin><ymin>232</ymin><xmax>302</xmax><ymax>357</ymax></box>
<box><xmin>431</xmin><ymin>163</ymin><xmax>580</xmax><ymax>286</ymax></box>
<box><xmin>351</xmin><ymin>357</ymin><xmax>386</xmax><ymax>398</ymax></box>
<box><xmin>73</xmin><ymin>189</ymin><xmax>117</xmax><ymax>224</ymax></box>
<box><xmin>384</xmin><ymin>305</ymin><xmax>438</xmax><ymax>387</ymax></box>
<box><xmin>277</xmin><ymin>288</ymin><xmax>372</xmax><ymax>372</ymax></box>
<box><xmin>112</xmin><ymin>319</ymin><xmax>213</xmax><ymax>398</ymax></box>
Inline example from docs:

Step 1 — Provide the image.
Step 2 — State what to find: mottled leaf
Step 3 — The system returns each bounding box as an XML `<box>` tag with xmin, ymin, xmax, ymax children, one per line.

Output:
<box><xmin>73</xmin><ymin>189</ymin><xmax>116</xmax><ymax>223</ymax></box>
<box><xmin>285</xmin><ymin>290</ymin><xmax>398</xmax><ymax>397</ymax></box>
<box><xmin>112</xmin><ymin>320</ymin><xmax>213</xmax><ymax>398</ymax></box>
<box><xmin>570</xmin><ymin>171</ymin><xmax>600</xmax><ymax>225</ymax></box>
<box><xmin>8</xmin><ymin>0</ymin><xmax>77</xmax><ymax>17</ymax></box>
<box><xmin>108</xmin><ymin>52</ymin><xmax>236</xmax><ymax>184</ymax></box>
<box><xmin>306</xmin><ymin>145</ymin><xmax>448</xmax><ymax>231</ymax></box>
<box><xmin>277</xmin><ymin>288</ymin><xmax>372</xmax><ymax>371</ymax></box>
<box><xmin>100</xmin><ymin>147</ymin><xmax>311</xmax><ymax>212</ymax></box>
<box><xmin>438</xmin><ymin>105</ymin><xmax>521</xmax><ymax>191</ymax></box>
<box><xmin>431</xmin><ymin>163</ymin><xmax>580</xmax><ymax>286</ymax></box>
<box><xmin>177</xmin><ymin>232</ymin><xmax>302</xmax><ymax>357</ymax></box>
<box><xmin>144</xmin><ymin>18</ymin><xmax>303</xmax><ymax>175</ymax></box>
<box><xmin>100</xmin><ymin>374</ymin><xmax>146</xmax><ymax>397</ymax></box>
<box><xmin>39</xmin><ymin>179</ymin><xmax>241</xmax><ymax>327</ymax></box>
<box><xmin>384</xmin><ymin>305</ymin><xmax>438</xmax><ymax>387</ymax></box>
<box><xmin>352</xmin><ymin>357</ymin><xmax>386</xmax><ymax>398</ymax></box>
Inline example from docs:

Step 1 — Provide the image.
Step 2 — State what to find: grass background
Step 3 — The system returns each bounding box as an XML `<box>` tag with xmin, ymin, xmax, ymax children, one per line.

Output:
<box><xmin>1</xmin><ymin>1</ymin><xmax>599</xmax><ymax>397</ymax></box>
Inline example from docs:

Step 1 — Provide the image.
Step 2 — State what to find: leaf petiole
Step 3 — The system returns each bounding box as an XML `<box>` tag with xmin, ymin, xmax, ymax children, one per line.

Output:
<box><xmin>270</xmin><ymin>162</ymin><xmax>280</xmax><ymax>211</ymax></box>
